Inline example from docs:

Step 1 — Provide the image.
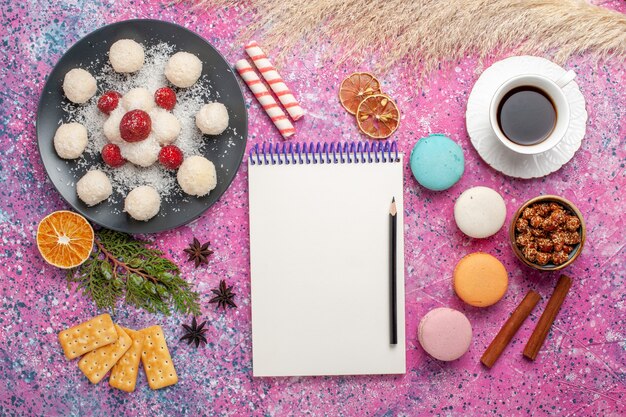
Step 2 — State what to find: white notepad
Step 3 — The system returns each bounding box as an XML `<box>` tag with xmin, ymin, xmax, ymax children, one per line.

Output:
<box><xmin>248</xmin><ymin>142</ymin><xmax>405</xmax><ymax>377</ymax></box>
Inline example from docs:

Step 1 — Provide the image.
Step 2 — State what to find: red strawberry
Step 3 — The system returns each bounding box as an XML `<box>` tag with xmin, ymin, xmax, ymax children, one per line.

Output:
<box><xmin>158</xmin><ymin>145</ymin><xmax>184</xmax><ymax>170</ymax></box>
<box><xmin>101</xmin><ymin>143</ymin><xmax>126</xmax><ymax>168</ymax></box>
<box><xmin>120</xmin><ymin>110</ymin><xmax>151</xmax><ymax>142</ymax></box>
<box><xmin>154</xmin><ymin>87</ymin><xmax>176</xmax><ymax>110</ymax></box>
<box><xmin>97</xmin><ymin>91</ymin><xmax>121</xmax><ymax>114</ymax></box>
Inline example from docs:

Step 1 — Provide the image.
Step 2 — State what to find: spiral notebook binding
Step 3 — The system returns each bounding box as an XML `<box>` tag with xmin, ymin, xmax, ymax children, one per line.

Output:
<box><xmin>249</xmin><ymin>141</ymin><xmax>399</xmax><ymax>165</ymax></box>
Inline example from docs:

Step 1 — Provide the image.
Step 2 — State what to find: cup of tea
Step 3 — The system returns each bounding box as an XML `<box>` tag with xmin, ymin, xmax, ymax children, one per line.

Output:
<box><xmin>489</xmin><ymin>70</ymin><xmax>576</xmax><ymax>155</ymax></box>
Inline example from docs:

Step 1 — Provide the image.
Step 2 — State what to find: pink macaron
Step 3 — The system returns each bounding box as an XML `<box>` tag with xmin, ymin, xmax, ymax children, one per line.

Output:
<box><xmin>418</xmin><ymin>307</ymin><xmax>473</xmax><ymax>361</ymax></box>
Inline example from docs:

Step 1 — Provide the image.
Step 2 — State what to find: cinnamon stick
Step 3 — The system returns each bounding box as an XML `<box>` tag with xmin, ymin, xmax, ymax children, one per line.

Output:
<box><xmin>523</xmin><ymin>274</ymin><xmax>573</xmax><ymax>361</ymax></box>
<box><xmin>481</xmin><ymin>290</ymin><xmax>541</xmax><ymax>368</ymax></box>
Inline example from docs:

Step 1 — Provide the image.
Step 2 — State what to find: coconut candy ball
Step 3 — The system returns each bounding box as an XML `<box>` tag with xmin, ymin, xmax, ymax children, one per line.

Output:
<box><xmin>177</xmin><ymin>155</ymin><xmax>217</xmax><ymax>197</ymax></box>
<box><xmin>63</xmin><ymin>68</ymin><xmax>97</xmax><ymax>104</ymax></box>
<box><xmin>53</xmin><ymin>122</ymin><xmax>88</xmax><ymax>159</ymax></box>
<box><xmin>109</xmin><ymin>39</ymin><xmax>145</xmax><ymax>73</ymax></box>
<box><xmin>119</xmin><ymin>134</ymin><xmax>160</xmax><ymax>167</ymax></box>
<box><xmin>150</xmin><ymin>108</ymin><xmax>181</xmax><ymax>145</ymax></box>
<box><xmin>76</xmin><ymin>170</ymin><xmax>112</xmax><ymax>206</ymax></box>
<box><xmin>103</xmin><ymin>107</ymin><xmax>125</xmax><ymax>144</ymax></box>
<box><xmin>122</xmin><ymin>87</ymin><xmax>154</xmax><ymax>112</ymax></box>
<box><xmin>164</xmin><ymin>52</ymin><xmax>202</xmax><ymax>88</ymax></box>
<box><xmin>195</xmin><ymin>102</ymin><xmax>229</xmax><ymax>135</ymax></box>
<box><xmin>124</xmin><ymin>185</ymin><xmax>161</xmax><ymax>221</ymax></box>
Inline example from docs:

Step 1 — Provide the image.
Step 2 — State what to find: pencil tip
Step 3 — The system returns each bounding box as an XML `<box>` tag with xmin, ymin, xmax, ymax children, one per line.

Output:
<box><xmin>392</xmin><ymin>197</ymin><xmax>395</xmax><ymax>203</ymax></box>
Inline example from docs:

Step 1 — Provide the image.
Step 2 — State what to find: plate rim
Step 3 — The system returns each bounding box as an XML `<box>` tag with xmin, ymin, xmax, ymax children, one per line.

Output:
<box><xmin>36</xmin><ymin>18</ymin><xmax>248</xmax><ymax>234</ymax></box>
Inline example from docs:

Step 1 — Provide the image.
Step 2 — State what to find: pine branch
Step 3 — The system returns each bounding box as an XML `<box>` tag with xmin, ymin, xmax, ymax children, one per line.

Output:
<box><xmin>66</xmin><ymin>229</ymin><xmax>201</xmax><ymax>316</ymax></box>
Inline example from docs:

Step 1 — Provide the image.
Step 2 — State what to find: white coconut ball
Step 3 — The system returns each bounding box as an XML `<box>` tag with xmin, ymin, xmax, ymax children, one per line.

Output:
<box><xmin>150</xmin><ymin>108</ymin><xmax>181</xmax><ymax>145</ymax></box>
<box><xmin>109</xmin><ymin>39</ymin><xmax>144</xmax><ymax>73</ymax></box>
<box><xmin>122</xmin><ymin>87</ymin><xmax>154</xmax><ymax>112</ymax></box>
<box><xmin>103</xmin><ymin>106</ymin><xmax>125</xmax><ymax>144</ymax></box>
<box><xmin>195</xmin><ymin>102</ymin><xmax>229</xmax><ymax>135</ymax></box>
<box><xmin>63</xmin><ymin>68</ymin><xmax>97</xmax><ymax>104</ymax></box>
<box><xmin>119</xmin><ymin>135</ymin><xmax>160</xmax><ymax>167</ymax></box>
<box><xmin>177</xmin><ymin>155</ymin><xmax>217</xmax><ymax>197</ymax></box>
<box><xmin>164</xmin><ymin>52</ymin><xmax>202</xmax><ymax>88</ymax></box>
<box><xmin>53</xmin><ymin>122</ymin><xmax>88</xmax><ymax>159</ymax></box>
<box><xmin>76</xmin><ymin>170</ymin><xmax>112</xmax><ymax>206</ymax></box>
<box><xmin>124</xmin><ymin>185</ymin><xmax>160</xmax><ymax>221</ymax></box>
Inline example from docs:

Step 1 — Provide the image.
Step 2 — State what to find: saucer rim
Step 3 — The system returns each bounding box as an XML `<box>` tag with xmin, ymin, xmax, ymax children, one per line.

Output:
<box><xmin>466</xmin><ymin>55</ymin><xmax>587</xmax><ymax>179</ymax></box>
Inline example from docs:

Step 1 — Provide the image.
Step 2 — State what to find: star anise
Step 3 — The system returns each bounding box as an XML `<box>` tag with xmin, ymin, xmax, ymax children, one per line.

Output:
<box><xmin>183</xmin><ymin>238</ymin><xmax>213</xmax><ymax>268</ymax></box>
<box><xmin>180</xmin><ymin>316</ymin><xmax>208</xmax><ymax>348</ymax></box>
<box><xmin>209</xmin><ymin>280</ymin><xmax>237</xmax><ymax>310</ymax></box>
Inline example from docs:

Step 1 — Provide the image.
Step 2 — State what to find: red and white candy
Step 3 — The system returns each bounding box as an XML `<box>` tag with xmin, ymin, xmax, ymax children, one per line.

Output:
<box><xmin>244</xmin><ymin>41</ymin><xmax>305</xmax><ymax>122</ymax></box>
<box><xmin>235</xmin><ymin>59</ymin><xmax>295</xmax><ymax>139</ymax></box>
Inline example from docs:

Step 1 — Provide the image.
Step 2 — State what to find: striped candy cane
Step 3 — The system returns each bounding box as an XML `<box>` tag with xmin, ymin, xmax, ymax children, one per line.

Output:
<box><xmin>244</xmin><ymin>41</ymin><xmax>305</xmax><ymax>121</ymax></box>
<box><xmin>235</xmin><ymin>59</ymin><xmax>295</xmax><ymax>139</ymax></box>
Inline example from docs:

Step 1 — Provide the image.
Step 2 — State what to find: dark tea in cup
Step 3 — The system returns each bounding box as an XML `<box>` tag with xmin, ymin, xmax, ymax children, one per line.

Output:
<box><xmin>496</xmin><ymin>86</ymin><xmax>556</xmax><ymax>146</ymax></box>
<box><xmin>489</xmin><ymin>71</ymin><xmax>575</xmax><ymax>155</ymax></box>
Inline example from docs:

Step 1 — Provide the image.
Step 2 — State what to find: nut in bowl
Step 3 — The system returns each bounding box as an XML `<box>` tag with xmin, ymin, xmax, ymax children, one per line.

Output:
<box><xmin>510</xmin><ymin>195</ymin><xmax>586</xmax><ymax>271</ymax></box>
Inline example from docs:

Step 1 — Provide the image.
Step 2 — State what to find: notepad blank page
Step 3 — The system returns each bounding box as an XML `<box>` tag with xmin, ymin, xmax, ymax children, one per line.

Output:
<box><xmin>248</xmin><ymin>157</ymin><xmax>405</xmax><ymax>376</ymax></box>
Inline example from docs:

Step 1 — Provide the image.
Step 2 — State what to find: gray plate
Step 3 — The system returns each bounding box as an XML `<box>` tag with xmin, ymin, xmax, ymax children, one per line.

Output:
<box><xmin>37</xmin><ymin>19</ymin><xmax>247</xmax><ymax>234</ymax></box>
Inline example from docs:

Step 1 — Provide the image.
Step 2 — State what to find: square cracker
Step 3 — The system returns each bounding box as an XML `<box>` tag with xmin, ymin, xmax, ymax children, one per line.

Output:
<box><xmin>109</xmin><ymin>327</ymin><xmax>144</xmax><ymax>392</ymax></box>
<box><xmin>140</xmin><ymin>325</ymin><xmax>178</xmax><ymax>390</ymax></box>
<box><xmin>78</xmin><ymin>324</ymin><xmax>132</xmax><ymax>384</ymax></box>
<box><xmin>58</xmin><ymin>314</ymin><xmax>118</xmax><ymax>360</ymax></box>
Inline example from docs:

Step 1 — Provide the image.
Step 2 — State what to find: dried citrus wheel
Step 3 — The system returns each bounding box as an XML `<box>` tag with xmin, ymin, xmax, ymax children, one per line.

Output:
<box><xmin>339</xmin><ymin>72</ymin><xmax>382</xmax><ymax>115</ymax></box>
<box><xmin>36</xmin><ymin>211</ymin><xmax>94</xmax><ymax>269</ymax></box>
<box><xmin>356</xmin><ymin>94</ymin><xmax>400</xmax><ymax>139</ymax></box>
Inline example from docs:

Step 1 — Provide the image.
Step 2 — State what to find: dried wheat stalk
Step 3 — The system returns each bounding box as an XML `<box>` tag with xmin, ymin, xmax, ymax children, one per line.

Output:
<box><xmin>188</xmin><ymin>0</ymin><xmax>626</xmax><ymax>75</ymax></box>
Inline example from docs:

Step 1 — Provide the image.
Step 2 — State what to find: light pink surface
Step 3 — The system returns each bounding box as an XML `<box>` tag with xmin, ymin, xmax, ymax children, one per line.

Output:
<box><xmin>0</xmin><ymin>0</ymin><xmax>625</xmax><ymax>415</ymax></box>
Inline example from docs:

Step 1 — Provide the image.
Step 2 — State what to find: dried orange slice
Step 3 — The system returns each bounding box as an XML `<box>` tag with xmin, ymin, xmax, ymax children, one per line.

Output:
<box><xmin>356</xmin><ymin>94</ymin><xmax>400</xmax><ymax>139</ymax></box>
<box><xmin>37</xmin><ymin>211</ymin><xmax>94</xmax><ymax>269</ymax></box>
<box><xmin>339</xmin><ymin>72</ymin><xmax>382</xmax><ymax>114</ymax></box>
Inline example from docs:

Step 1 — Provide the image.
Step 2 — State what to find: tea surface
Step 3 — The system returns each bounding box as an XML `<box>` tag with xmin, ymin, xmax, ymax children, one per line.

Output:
<box><xmin>497</xmin><ymin>86</ymin><xmax>556</xmax><ymax>145</ymax></box>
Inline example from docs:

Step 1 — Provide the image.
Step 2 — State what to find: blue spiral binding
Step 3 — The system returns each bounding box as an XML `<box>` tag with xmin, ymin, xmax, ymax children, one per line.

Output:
<box><xmin>249</xmin><ymin>141</ymin><xmax>399</xmax><ymax>165</ymax></box>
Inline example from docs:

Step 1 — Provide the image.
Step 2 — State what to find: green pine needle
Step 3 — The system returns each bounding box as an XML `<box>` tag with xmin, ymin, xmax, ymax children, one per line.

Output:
<box><xmin>66</xmin><ymin>229</ymin><xmax>201</xmax><ymax>316</ymax></box>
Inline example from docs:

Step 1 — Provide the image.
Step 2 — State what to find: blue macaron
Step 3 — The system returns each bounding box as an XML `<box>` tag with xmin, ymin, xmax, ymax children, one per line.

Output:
<box><xmin>410</xmin><ymin>134</ymin><xmax>465</xmax><ymax>191</ymax></box>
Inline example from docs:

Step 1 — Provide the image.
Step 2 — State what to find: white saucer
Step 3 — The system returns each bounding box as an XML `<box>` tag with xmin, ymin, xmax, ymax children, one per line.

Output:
<box><xmin>466</xmin><ymin>56</ymin><xmax>587</xmax><ymax>179</ymax></box>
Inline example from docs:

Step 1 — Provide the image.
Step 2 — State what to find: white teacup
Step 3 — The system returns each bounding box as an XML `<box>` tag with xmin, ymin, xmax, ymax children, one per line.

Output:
<box><xmin>489</xmin><ymin>70</ymin><xmax>576</xmax><ymax>155</ymax></box>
